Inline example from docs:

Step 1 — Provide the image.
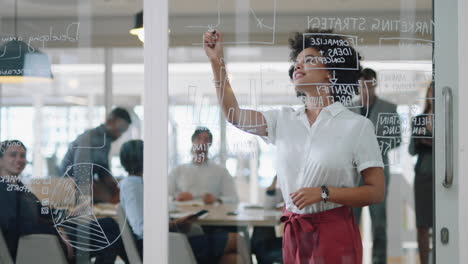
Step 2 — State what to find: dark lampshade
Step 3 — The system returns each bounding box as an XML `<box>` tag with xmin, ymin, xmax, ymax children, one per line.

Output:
<box><xmin>129</xmin><ymin>11</ymin><xmax>144</xmax><ymax>43</ymax></box>
<box><xmin>0</xmin><ymin>40</ymin><xmax>53</xmax><ymax>83</ymax></box>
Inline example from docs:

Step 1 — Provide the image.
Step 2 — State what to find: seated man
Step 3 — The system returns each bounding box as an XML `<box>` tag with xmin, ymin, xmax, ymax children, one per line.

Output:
<box><xmin>169</xmin><ymin>127</ymin><xmax>238</xmax><ymax>204</ymax></box>
<box><xmin>119</xmin><ymin>140</ymin><xmax>250</xmax><ymax>264</ymax></box>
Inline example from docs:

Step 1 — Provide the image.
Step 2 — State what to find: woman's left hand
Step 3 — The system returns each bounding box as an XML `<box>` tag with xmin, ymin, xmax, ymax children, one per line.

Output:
<box><xmin>290</xmin><ymin>187</ymin><xmax>322</xmax><ymax>210</ymax></box>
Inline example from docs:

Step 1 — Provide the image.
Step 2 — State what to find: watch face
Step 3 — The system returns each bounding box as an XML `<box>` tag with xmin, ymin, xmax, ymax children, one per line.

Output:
<box><xmin>321</xmin><ymin>192</ymin><xmax>327</xmax><ymax>199</ymax></box>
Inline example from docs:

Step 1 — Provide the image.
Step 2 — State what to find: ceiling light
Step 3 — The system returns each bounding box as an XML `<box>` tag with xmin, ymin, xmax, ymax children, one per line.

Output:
<box><xmin>129</xmin><ymin>11</ymin><xmax>144</xmax><ymax>43</ymax></box>
<box><xmin>0</xmin><ymin>40</ymin><xmax>53</xmax><ymax>83</ymax></box>
<box><xmin>0</xmin><ymin>0</ymin><xmax>53</xmax><ymax>83</ymax></box>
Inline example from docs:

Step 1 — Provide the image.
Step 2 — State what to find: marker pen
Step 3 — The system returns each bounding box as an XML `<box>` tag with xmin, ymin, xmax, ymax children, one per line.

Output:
<box><xmin>210</xmin><ymin>29</ymin><xmax>217</xmax><ymax>47</ymax></box>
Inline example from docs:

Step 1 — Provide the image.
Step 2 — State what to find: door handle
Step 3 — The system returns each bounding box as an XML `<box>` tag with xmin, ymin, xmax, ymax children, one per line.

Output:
<box><xmin>442</xmin><ymin>86</ymin><xmax>454</xmax><ymax>188</ymax></box>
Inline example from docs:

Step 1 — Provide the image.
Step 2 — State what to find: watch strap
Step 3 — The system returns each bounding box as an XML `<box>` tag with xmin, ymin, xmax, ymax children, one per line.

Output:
<box><xmin>321</xmin><ymin>185</ymin><xmax>329</xmax><ymax>203</ymax></box>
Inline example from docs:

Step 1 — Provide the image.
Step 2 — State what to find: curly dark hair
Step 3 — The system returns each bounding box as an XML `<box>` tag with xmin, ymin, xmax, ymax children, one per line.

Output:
<box><xmin>288</xmin><ymin>29</ymin><xmax>362</xmax><ymax>85</ymax></box>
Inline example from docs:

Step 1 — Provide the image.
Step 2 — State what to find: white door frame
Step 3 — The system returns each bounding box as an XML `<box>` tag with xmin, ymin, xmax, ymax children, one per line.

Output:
<box><xmin>435</xmin><ymin>0</ymin><xmax>468</xmax><ymax>262</ymax></box>
<box><xmin>458</xmin><ymin>0</ymin><xmax>468</xmax><ymax>261</ymax></box>
<box><xmin>144</xmin><ymin>0</ymin><xmax>169</xmax><ymax>262</ymax></box>
<box><xmin>144</xmin><ymin>0</ymin><xmax>468</xmax><ymax>262</ymax></box>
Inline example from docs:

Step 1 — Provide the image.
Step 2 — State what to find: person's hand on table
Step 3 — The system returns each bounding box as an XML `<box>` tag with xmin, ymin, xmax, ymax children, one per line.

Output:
<box><xmin>290</xmin><ymin>187</ymin><xmax>322</xmax><ymax>210</ymax></box>
<box><xmin>169</xmin><ymin>214</ymin><xmax>198</xmax><ymax>233</ymax></box>
<box><xmin>176</xmin><ymin>192</ymin><xmax>193</xmax><ymax>201</ymax></box>
<box><xmin>202</xmin><ymin>193</ymin><xmax>218</xmax><ymax>204</ymax></box>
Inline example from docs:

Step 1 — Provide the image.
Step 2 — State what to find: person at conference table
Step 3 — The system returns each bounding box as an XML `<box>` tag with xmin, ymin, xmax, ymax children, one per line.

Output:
<box><xmin>119</xmin><ymin>140</ymin><xmax>250</xmax><ymax>264</ymax></box>
<box><xmin>0</xmin><ymin>140</ymin><xmax>75</xmax><ymax>262</ymax></box>
<box><xmin>169</xmin><ymin>127</ymin><xmax>239</xmax><ymax>204</ymax></box>
<box><xmin>203</xmin><ymin>28</ymin><xmax>385</xmax><ymax>264</ymax></box>
<box><xmin>352</xmin><ymin>68</ymin><xmax>402</xmax><ymax>264</ymax></box>
<box><xmin>60</xmin><ymin>107</ymin><xmax>132</xmax><ymax>204</ymax></box>
<box><xmin>0</xmin><ymin>140</ymin><xmax>128</xmax><ymax>263</ymax></box>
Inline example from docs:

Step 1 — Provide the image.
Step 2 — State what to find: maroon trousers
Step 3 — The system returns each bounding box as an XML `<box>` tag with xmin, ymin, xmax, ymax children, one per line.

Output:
<box><xmin>281</xmin><ymin>206</ymin><xmax>362</xmax><ymax>264</ymax></box>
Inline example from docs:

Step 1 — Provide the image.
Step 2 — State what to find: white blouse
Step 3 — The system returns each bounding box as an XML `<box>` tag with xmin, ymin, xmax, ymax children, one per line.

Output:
<box><xmin>262</xmin><ymin>102</ymin><xmax>383</xmax><ymax>214</ymax></box>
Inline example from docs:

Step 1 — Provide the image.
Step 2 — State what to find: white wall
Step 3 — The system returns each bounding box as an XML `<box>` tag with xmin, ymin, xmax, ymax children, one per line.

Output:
<box><xmin>458</xmin><ymin>0</ymin><xmax>468</xmax><ymax>260</ymax></box>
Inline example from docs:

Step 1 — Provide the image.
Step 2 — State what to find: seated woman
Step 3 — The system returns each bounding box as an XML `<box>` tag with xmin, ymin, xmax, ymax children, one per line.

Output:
<box><xmin>0</xmin><ymin>140</ymin><xmax>126</xmax><ymax>264</ymax></box>
<box><xmin>119</xmin><ymin>139</ymin><xmax>250</xmax><ymax>264</ymax></box>
<box><xmin>0</xmin><ymin>140</ymin><xmax>74</xmax><ymax>262</ymax></box>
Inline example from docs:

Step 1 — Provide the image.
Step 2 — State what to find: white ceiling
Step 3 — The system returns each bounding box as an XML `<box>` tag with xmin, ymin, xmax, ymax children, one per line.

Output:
<box><xmin>0</xmin><ymin>0</ymin><xmax>142</xmax><ymax>18</ymax></box>
<box><xmin>170</xmin><ymin>0</ymin><xmax>431</xmax><ymax>15</ymax></box>
<box><xmin>0</xmin><ymin>0</ymin><xmax>432</xmax><ymax>48</ymax></box>
<box><xmin>0</xmin><ymin>0</ymin><xmax>431</xmax><ymax>18</ymax></box>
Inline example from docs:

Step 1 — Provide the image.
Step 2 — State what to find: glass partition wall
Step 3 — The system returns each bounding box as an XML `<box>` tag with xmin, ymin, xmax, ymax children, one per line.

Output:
<box><xmin>0</xmin><ymin>0</ymin><xmax>443</xmax><ymax>263</ymax></box>
<box><xmin>0</xmin><ymin>1</ymin><xmax>143</xmax><ymax>263</ymax></box>
<box><xmin>167</xmin><ymin>0</ymin><xmax>434</xmax><ymax>263</ymax></box>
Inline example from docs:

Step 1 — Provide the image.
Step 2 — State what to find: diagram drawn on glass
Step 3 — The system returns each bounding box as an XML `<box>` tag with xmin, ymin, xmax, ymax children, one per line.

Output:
<box><xmin>407</xmin><ymin>96</ymin><xmax>435</xmax><ymax>140</ymax></box>
<box><xmin>378</xmin><ymin>37</ymin><xmax>433</xmax><ymax>61</ymax></box>
<box><xmin>376</xmin><ymin>112</ymin><xmax>433</xmax><ymax>139</ymax></box>
<box><xmin>302</xmin><ymin>33</ymin><xmax>360</xmax><ymax>71</ymax></box>
<box><xmin>186</xmin><ymin>0</ymin><xmax>277</xmax><ymax>45</ymax></box>
<box><xmin>296</xmin><ymin>32</ymin><xmax>367</xmax><ymax>112</ymax></box>
<box><xmin>50</xmin><ymin>163</ymin><xmax>126</xmax><ymax>252</ymax></box>
<box><xmin>186</xmin><ymin>84</ymin><xmax>220</xmax><ymax>126</ymax></box>
<box><xmin>378</xmin><ymin>70</ymin><xmax>433</xmax><ymax>95</ymax></box>
<box><xmin>0</xmin><ymin>42</ymin><xmax>23</xmax><ymax>60</ymax></box>
<box><xmin>378</xmin><ymin>37</ymin><xmax>434</xmax><ymax>46</ymax></box>
<box><xmin>27</xmin><ymin>22</ymin><xmax>80</xmax><ymax>48</ymax></box>
<box><xmin>377</xmin><ymin>136</ymin><xmax>402</xmax><ymax>167</ymax></box>
<box><xmin>375</xmin><ymin>113</ymin><xmax>402</xmax><ymax>138</ymax></box>
<box><xmin>184</xmin><ymin>65</ymin><xmax>372</xmax><ymax>128</ymax></box>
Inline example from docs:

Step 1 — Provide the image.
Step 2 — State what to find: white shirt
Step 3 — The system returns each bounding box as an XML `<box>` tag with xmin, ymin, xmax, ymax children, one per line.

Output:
<box><xmin>262</xmin><ymin>102</ymin><xmax>384</xmax><ymax>214</ymax></box>
<box><xmin>119</xmin><ymin>176</ymin><xmax>144</xmax><ymax>239</ymax></box>
<box><xmin>168</xmin><ymin>161</ymin><xmax>239</xmax><ymax>203</ymax></box>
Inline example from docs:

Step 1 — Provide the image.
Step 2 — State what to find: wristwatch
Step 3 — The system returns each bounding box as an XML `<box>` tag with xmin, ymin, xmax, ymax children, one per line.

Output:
<box><xmin>321</xmin><ymin>186</ymin><xmax>329</xmax><ymax>203</ymax></box>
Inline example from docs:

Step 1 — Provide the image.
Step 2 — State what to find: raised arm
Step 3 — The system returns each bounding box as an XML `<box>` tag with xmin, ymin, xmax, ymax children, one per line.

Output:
<box><xmin>203</xmin><ymin>30</ymin><xmax>268</xmax><ymax>136</ymax></box>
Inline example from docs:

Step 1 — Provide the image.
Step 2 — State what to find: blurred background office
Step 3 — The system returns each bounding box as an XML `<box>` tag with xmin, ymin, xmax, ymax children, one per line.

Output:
<box><xmin>0</xmin><ymin>0</ymin><xmax>434</xmax><ymax>263</ymax></box>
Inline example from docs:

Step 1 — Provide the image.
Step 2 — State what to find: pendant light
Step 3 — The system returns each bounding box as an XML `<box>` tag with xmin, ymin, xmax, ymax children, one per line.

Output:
<box><xmin>0</xmin><ymin>0</ymin><xmax>53</xmax><ymax>83</ymax></box>
<box><xmin>129</xmin><ymin>11</ymin><xmax>144</xmax><ymax>43</ymax></box>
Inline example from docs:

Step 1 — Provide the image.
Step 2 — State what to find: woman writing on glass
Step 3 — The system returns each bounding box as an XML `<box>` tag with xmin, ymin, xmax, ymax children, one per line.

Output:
<box><xmin>203</xmin><ymin>29</ymin><xmax>385</xmax><ymax>264</ymax></box>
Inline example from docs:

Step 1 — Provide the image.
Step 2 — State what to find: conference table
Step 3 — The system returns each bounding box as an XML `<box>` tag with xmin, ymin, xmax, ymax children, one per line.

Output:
<box><xmin>90</xmin><ymin>202</ymin><xmax>283</xmax><ymax>263</ymax></box>
<box><xmin>171</xmin><ymin>201</ymin><xmax>283</xmax><ymax>228</ymax></box>
<box><xmin>93</xmin><ymin>201</ymin><xmax>284</xmax><ymax>229</ymax></box>
<box><xmin>172</xmin><ymin>201</ymin><xmax>284</xmax><ymax>260</ymax></box>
